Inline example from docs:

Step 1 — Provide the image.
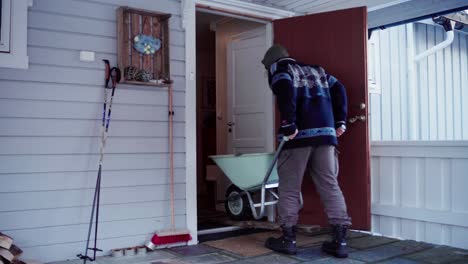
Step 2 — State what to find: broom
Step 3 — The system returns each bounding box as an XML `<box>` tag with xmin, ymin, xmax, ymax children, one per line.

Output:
<box><xmin>146</xmin><ymin>80</ymin><xmax>191</xmax><ymax>250</ymax></box>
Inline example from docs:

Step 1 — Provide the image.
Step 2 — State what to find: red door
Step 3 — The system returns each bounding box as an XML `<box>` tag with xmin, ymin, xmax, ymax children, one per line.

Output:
<box><xmin>274</xmin><ymin>7</ymin><xmax>370</xmax><ymax>230</ymax></box>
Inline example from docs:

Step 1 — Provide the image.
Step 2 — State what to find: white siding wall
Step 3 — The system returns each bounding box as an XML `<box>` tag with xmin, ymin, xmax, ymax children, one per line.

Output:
<box><xmin>369</xmin><ymin>23</ymin><xmax>468</xmax><ymax>141</ymax></box>
<box><xmin>0</xmin><ymin>0</ymin><xmax>186</xmax><ymax>262</ymax></box>
<box><xmin>371</xmin><ymin>142</ymin><xmax>468</xmax><ymax>249</ymax></box>
<box><xmin>369</xmin><ymin>23</ymin><xmax>468</xmax><ymax>250</ymax></box>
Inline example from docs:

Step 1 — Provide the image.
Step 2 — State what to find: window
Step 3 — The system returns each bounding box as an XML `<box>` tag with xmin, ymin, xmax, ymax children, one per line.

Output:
<box><xmin>0</xmin><ymin>0</ymin><xmax>12</xmax><ymax>53</ymax></box>
<box><xmin>0</xmin><ymin>0</ymin><xmax>31</xmax><ymax>69</ymax></box>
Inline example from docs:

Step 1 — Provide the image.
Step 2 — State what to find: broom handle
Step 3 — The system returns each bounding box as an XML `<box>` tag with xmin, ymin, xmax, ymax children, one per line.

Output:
<box><xmin>169</xmin><ymin>83</ymin><xmax>175</xmax><ymax>230</ymax></box>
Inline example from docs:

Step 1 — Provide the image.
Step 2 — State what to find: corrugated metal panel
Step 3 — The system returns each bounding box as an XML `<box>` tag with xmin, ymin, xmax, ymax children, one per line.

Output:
<box><xmin>0</xmin><ymin>0</ymin><xmax>186</xmax><ymax>262</ymax></box>
<box><xmin>371</xmin><ymin>142</ymin><xmax>468</xmax><ymax>249</ymax></box>
<box><xmin>369</xmin><ymin>23</ymin><xmax>468</xmax><ymax>141</ymax></box>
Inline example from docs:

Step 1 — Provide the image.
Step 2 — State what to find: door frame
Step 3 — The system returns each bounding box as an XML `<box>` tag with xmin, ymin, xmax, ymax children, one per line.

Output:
<box><xmin>184</xmin><ymin>0</ymin><xmax>293</xmax><ymax>244</ymax></box>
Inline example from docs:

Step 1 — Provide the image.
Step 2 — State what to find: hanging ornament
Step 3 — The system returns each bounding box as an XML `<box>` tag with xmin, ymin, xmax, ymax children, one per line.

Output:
<box><xmin>133</xmin><ymin>34</ymin><xmax>161</xmax><ymax>55</ymax></box>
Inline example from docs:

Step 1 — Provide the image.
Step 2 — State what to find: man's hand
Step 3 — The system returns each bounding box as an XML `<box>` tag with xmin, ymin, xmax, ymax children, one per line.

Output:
<box><xmin>288</xmin><ymin>129</ymin><xmax>299</xmax><ymax>140</ymax></box>
<box><xmin>336</xmin><ymin>127</ymin><xmax>346</xmax><ymax>137</ymax></box>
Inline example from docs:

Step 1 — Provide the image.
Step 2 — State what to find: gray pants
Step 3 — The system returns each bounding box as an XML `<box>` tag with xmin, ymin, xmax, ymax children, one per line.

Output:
<box><xmin>277</xmin><ymin>145</ymin><xmax>352</xmax><ymax>227</ymax></box>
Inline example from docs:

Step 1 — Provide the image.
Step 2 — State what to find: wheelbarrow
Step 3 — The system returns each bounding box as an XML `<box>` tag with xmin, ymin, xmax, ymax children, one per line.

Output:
<box><xmin>210</xmin><ymin>138</ymin><xmax>303</xmax><ymax>221</ymax></box>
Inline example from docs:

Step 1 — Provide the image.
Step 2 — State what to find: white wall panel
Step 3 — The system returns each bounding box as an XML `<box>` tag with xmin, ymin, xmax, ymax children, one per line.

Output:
<box><xmin>370</xmin><ymin>23</ymin><xmax>468</xmax><ymax>141</ymax></box>
<box><xmin>0</xmin><ymin>0</ymin><xmax>186</xmax><ymax>262</ymax></box>
<box><xmin>371</xmin><ymin>142</ymin><xmax>468</xmax><ymax>250</ymax></box>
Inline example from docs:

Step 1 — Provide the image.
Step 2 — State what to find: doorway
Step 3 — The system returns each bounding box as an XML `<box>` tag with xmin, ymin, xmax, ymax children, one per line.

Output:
<box><xmin>195</xmin><ymin>11</ymin><xmax>274</xmax><ymax>232</ymax></box>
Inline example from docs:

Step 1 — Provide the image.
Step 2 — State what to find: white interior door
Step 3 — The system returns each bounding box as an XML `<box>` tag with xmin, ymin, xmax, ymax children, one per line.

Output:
<box><xmin>226</xmin><ymin>28</ymin><xmax>274</xmax><ymax>154</ymax></box>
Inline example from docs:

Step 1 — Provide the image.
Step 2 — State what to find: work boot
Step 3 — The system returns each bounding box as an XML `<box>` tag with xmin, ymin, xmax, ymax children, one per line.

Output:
<box><xmin>322</xmin><ymin>225</ymin><xmax>348</xmax><ymax>258</ymax></box>
<box><xmin>265</xmin><ymin>225</ymin><xmax>297</xmax><ymax>255</ymax></box>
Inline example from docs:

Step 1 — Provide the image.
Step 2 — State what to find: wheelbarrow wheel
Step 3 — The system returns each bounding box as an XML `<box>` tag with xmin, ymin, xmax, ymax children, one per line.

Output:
<box><xmin>225</xmin><ymin>185</ymin><xmax>251</xmax><ymax>221</ymax></box>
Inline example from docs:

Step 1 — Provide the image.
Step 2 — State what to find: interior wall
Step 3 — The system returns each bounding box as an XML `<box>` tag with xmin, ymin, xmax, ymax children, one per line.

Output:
<box><xmin>196</xmin><ymin>12</ymin><xmax>217</xmax><ymax>211</ymax></box>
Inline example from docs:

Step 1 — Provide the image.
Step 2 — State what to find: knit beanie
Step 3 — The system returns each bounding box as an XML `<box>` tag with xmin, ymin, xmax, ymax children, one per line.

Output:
<box><xmin>261</xmin><ymin>44</ymin><xmax>289</xmax><ymax>69</ymax></box>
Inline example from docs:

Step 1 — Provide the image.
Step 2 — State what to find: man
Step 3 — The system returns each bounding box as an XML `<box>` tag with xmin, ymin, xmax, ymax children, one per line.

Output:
<box><xmin>262</xmin><ymin>45</ymin><xmax>351</xmax><ymax>258</ymax></box>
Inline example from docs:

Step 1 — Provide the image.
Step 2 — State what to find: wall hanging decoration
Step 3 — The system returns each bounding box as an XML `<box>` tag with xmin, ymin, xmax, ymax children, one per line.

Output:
<box><xmin>117</xmin><ymin>7</ymin><xmax>171</xmax><ymax>86</ymax></box>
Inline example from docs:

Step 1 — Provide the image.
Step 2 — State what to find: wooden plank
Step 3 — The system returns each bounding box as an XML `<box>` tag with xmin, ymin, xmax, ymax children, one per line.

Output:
<box><xmin>123</xmin><ymin>80</ymin><xmax>169</xmax><ymax>87</ymax></box>
<box><xmin>379</xmin><ymin>157</ymin><xmax>396</xmax><ymax>205</ymax></box>
<box><xmin>27</xmin><ymin>27</ymin><xmax>184</xmax><ymax>54</ymax></box>
<box><xmin>427</xmin><ymin>25</ymin><xmax>437</xmax><ymax>140</ymax></box>
<box><xmin>163</xmin><ymin>18</ymin><xmax>171</xmax><ymax>79</ymax></box>
<box><xmin>390</xmin><ymin>27</ymin><xmax>401</xmax><ymax>140</ymax></box>
<box><xmin>380</xmin><ymin>29</ymin><xmax>392</xmax><ymax>140</ymax></box>
<box><xmin>0</xmin><ymin>64</ymin><xmax>186</xmax><ymax>88</ymax></box>
<box><xmin>131</xmin><ymin>13</ymin><xmax>141</xmax><ymax>69</ymax></box>
<box><xmin>416</xmin><ymin>24</ymin><xmax>429</xmax><ymax>140</ymax></box>
<box><xmin>444</xmin><ymin>32</ymin><xmax>454</xmax><ymax>140</ymax></box>
<box><xmin>6</xmin><ymin>217</ymin><xmax>178</xmax><ymax>248</ymax></box>
<box><xmin>0</xmin><ymin>119</ymin><xmax>186</xmax><ymax>137</ymax></box>
<box><xmin>461</xmin><ymin>35</ymin><xmax>468</xmax><ymax>139</ymax></box>
<box><xmin>425</xmin><ymin>158</ymin><xmax>443</xmax><ymax>210</ymax></box>
<box><xmin>0</xmin><ymin>168</ymin><xmax>185</xmax><ymax>193</ymax></box>
<box><xmin>453</xmin><ymin>34</ymin><xmax>462</xmax><ymax>139</ymax></box>
<box><xmin>117</xmin><ymin>8</ymin><xmax>128</xmax><ymax>70</ymax></box>
<box><xmin>0</xmin><ymin>153</ymin><xmax>186</xmax><ymax>174</ymax></box>
<box><xmin>451</xmin><ymin>159</ymin><xmax>468</xmax><ymax>213</ymax></box>
<box><xmin>0</xmin><ymin>200</ymin><xmax>186</xmax><ymax>230</ymax></box>
<box><xmin>0</xmin><ymin>99</ymin><xmax>185</xmax><ymax>122</ymax></box>
<box><xmin>372</xmin><ymin>204</ymin><xmax>468</xmax><ymax>228</ymax></box>
<box><xmin>371</xmin><ymin>144</ymin><xmax>468</xmax><ymax>158</ymax></box>
<box><xmin>15</xmin><ymin>222</ymin><xmax>185</xmax><ymax>263</ymax></box>
<box><xmin>153</xmin><ymin>16</ymin><xmax>162</xmax><ymax>79</ymax></box>
<box><xmin>370</xmin><ymin>157</ymin><xmax>380</xmax><ymax>204</ymax></box>
<box><xmin>0</xmin><ymin>137</ymin><xmax>185</xmax><ymax>155</ymax></box>
<box><xmin>29</xmin><ymin>10</ymin><xmax>116</xmax><ymax>38</ymax></box>
<box><xmin>369</xmin><ymin>94</ymin><xmax>381</xmax><ymax>140</ymax></box>
<box><xmin>0</xmin><ymin>184</ymin><xmax>186</xmax><ymax>212</ymax></box>
<box><xmin>142</xmin><ymin>16</ymin><xmax>152</xmax><ymax>72</ymax></box>
<box><xmin>398</xmin><ymin>26</ymin><xmax>408</xmax><ymax>140</ymax></box>
<box><xmin>28</xmin><ymin>9</ymin><xmax>184</xmax><ymax>36</ymax></box>
<box><xmin>32</xmin><ymin>0</ymin><xmax>181</xmax><ymax>22</ymax></box>
<box><xmin>0</xmin><ymin>80</ymin><xmax>185</xmax><ymax>106</ymax></box>
<box><xmin>28</xmin><ymin>28</ymin><xmax>116</xmax><ymax>53</ymax></box>
<box><xmin>435</xmin><ymin>27</ymin><xmax>446</xmax><ymax>140</ymax></box>
<box><xmin>401</xmin><ymin>219</ymin><xmax>418</xmax><ymax>240</ymax></box>
<box><xmin>400</xmin><ymin>158</ymin><xmax>419</xmax><ymax>207</ymax></box>
<box><xmin>451</xmin><ymin>226</ymin><xmax>468</xmax><ymax>249</ymax></box>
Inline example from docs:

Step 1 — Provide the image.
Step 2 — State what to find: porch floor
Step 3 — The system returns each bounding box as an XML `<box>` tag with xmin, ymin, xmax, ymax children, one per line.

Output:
<box><xmin>49</xmin><ymin>230</ymin><xmax>468</xmax><ymax>264</ymax></box>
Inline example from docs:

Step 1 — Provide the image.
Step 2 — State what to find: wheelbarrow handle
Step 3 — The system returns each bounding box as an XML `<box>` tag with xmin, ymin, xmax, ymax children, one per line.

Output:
<box><xmin>262</xmin><ymin>136</ymin><xmax>289</xmax><ymax>184</ymax></box>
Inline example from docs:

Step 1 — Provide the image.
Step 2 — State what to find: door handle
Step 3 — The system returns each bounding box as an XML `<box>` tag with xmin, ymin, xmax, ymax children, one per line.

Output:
<box><xmin>348</xmin><ymin>115</ymin><xmax>366</xmax><ymax>124</ymax></box>
<box><xmin>227</xmin><ymin>122</ymin><xmax>235</xmax><ymax>127</ymax></box>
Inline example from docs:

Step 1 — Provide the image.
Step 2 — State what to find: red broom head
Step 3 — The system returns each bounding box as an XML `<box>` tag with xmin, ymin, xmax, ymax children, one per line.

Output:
<box><xmin>151</xmin><ymin>233</ymin><xmax>192</xmax><ymax>245</ymax></box>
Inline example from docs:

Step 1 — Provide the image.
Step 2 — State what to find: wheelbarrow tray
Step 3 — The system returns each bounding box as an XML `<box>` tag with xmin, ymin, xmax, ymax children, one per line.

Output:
<box><xmin>209</xmin><ymin>153</ymin><xmax>279</xmax><ymax>191</ymax></box>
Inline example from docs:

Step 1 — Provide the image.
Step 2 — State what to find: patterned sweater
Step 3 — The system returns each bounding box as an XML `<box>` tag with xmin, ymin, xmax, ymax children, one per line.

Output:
<box><xmin>268</xmin><ymin>57</ymin><xmax>348</xmax><ymax>148</ymax></box>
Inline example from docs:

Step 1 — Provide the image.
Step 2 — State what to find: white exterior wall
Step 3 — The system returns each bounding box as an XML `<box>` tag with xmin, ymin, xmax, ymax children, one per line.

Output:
<box><xmin>371</xmin><ymin>142</ymin><xmax>468</xmax><ymax>249</ymax></box>
<box><xmin>369</xmin><ymin>23</ymin><xmax>468</xmax><ymax>249</ymax></box>
<box><xmin>0</xmin><ymin>0</ymin><xmax>187</xmax><ymax>262</ymax></box>
<box><xmin>369</xmin><ymin>23</ymin><xmax>468</xmax><ymax>141</ymax></box>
